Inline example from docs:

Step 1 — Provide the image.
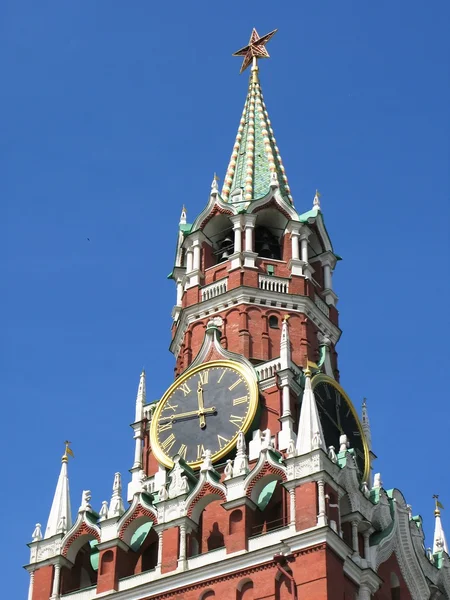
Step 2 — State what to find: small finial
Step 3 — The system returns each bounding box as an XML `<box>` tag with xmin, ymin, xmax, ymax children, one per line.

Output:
<box><xmin>282</xmin><ymin>314</ymin><xmax>290</xmax><ymax>322</ymax></box>
<box><xmin>339</xmin><ymin>434</ymin><xmax>350</xmax><ymax>453</ymax></box>
<box><xmin>211</xmin><ymin>173</ymin><xmax>219</xmax><ymax>191</ymax></box>
<box><xmin>313</xmin><ymin>189</ymin><xmax>321</xmax><ymax>210</ymax></box>
<box><xmin>304</xmin><ymin>352</ymin><xmax>311</xmax><ymax>377</ymax></box>
<box><xmin>179</xmin><ymin>205</ymin><xmax>187</xmax><ymax>225</ymax></box>
<box><xmin>434</xmin><ymin>494</ymin><xmax>444</xmax><ymax>515</ymax></box>
<box><xmin>62</xmin><ymin>441</ymin><xmax>74</xmax><ymax>463</ymax></box>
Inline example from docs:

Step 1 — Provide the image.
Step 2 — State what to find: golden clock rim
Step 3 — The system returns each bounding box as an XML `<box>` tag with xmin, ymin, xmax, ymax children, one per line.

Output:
<box><xmin>150</xmin><ymin>360</ymin><xmax>259</xmax><ymax>469</ymax></box>
<box><xmin>311</xmin><ymin>373</ymin><xmax>370</xmax><ymax>483</ymax></box>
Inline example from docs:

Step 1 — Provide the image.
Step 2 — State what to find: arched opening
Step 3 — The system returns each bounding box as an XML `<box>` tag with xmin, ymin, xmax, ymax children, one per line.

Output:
<box><xmin>237</xmin><ymin>578</ymin><xmax>255</xmax><ymax>600</ymax></box>
<box><xmin>391</xmin><ymin>572</ymin><xmax>401</xmax><ymax>600</ymax></box>
<box><xmin>60</xmin><ymin>540</ymin><xmax>99</xmax><ymax>594</ymax></box>
<box><xmin>200</xmin><ymin>590</ymin><xmax>215</xmax><ymax>599</ymax></box>
<box><xmin>250</xmin><ymin>477</ymin><xmax>286</xmax><ymax>536</ymax></box>
<box><xmin>268</xmin><ymin>315</ymin><xmax>279</xmax><ymax>329</ymax></box>
<box><xmin>202</xmin><ymin>214</ymin><xmax>234</xmax><ymax>268</ymax></box>
<box><xmin>255</xmin><ymin>226</ymin><xmax>281</xmax><ymax>259</ymax></box>
<box><xmin>118</xmin><ymin>519</ymin><xmax>159</xmax><ymax>578</ymax></box>
<box><xmin>190</xmin><ymin>493</ymin><xmax>226</xmax><ymax>555</ymax></box>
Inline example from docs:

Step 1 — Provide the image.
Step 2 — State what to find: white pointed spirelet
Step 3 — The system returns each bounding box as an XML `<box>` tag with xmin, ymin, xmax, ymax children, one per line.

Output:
<box><xmin>433</xmin><ymin>500</ymin><xmax>449</xmax><ymax>554</ymax></box>
<box><xmin>362</xmin><ymin>398</ymin><xmax>372</xmax><ymax>451</ymax></box>
<box><xmin>296</xmin><ymin>367</ymin><xmax>327</xmax><ymax>455</ymax></box>
<box><xmin>109</xmin><ymin>473</ymin><xmax>125</xmax><ymax>518</ymax></box>
<box><xmin>44</xmin><ymin>453</ymin><xmax>72</xmax><ymax>539</ymax></box>
<box><xmin>279</xmin><ymin>315</ymin><xmax>291</xmax><ymax>370</ymax></box>
<box><xmin>135</xmin><ymin>369</ymin><xmax>146</xmax><ymax>423</ymax></box>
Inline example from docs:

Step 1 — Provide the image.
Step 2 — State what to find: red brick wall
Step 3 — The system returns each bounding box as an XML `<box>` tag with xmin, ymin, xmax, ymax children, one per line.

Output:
<box><xmin>295</xmin><ymin>481</ymin><xmax>318</xmax><ymax>531</ymax></box>
<box><xmin>32</xmin><ymin>565</ymin><xmax>53</xmax><ymax>600</ymax></box>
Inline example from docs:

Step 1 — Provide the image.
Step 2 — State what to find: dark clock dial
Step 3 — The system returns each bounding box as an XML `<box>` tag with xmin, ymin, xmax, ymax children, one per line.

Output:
<box><xmin>150</xmin><ymin>361</ymin><xmax>258</xmax><ymax>469</ymax></box>
<box><xmin>311</xmin><ymin>375</ymin><xmax>369</xmax><ymax>481</ymax></box>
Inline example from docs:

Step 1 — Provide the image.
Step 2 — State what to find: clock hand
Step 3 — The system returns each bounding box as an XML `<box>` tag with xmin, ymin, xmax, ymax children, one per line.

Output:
<box><xmin>320</xmin><ymin>405</ymin><xmax>343</xmax><ymax>433</ymax></box>
<box><xmin>158</xmin><ymin>407</ymin><xmax>216</xmax><ymax>423</ymax></box>
<box><xmin>197</xmin><ymin>381</ymin><xmax>206</xmax><ymax>429</ymax></box>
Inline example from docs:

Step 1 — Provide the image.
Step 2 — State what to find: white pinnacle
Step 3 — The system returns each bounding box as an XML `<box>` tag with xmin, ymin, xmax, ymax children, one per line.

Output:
<box><xmin>280</xmin><ymin>316</ymin><xmax>291</xmax><ymax>370</ymax></box>
<box><xmin>179</xmin><ymin>205</ymin><xmax>187</xmax><ymax>225</ymax></box>
<box><xmin>433</xmin><ymin>500</ymin><xmax>449</xmax><ymax>554</ymax></box>
<box><xmin>109</xmin><ymin>473</ymin><xmax>125</xmax><ymax>518</ymax></box>
<box><xmin>362</xmin><ymin>398</ymin><xmax>372</xmax><ymax>450</ymax></box>
<box><xmin>135</xmin><ymin>369</ymin><xmax>146</xmax><ymax>423</ymax></box>
<box><xmin>313</xmin><ymin>189</ymin><xmax>321</xmax><ymax>210</ymax></box>
<box><xmin>296</xmin><ymin>367</ymin><xmax>326</xmax><ymax>455</ymax></box>
<box><xmin>45</xmin><ymin>454</ymin><xmax>72</xmax><ymax>539</ymax></box>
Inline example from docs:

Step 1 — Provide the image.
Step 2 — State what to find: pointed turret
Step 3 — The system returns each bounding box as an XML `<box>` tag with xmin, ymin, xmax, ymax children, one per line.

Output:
<box><xmin>44</xmin><ymin>443</ymin><xmax>73</xmax><ymax>538</ymax></box>
<box><xmin>179</xmin><ymin>205</ymin><xmax>187</xmax><ymax>225</ymax></box>
<box><xmin>109</xmin><ymin>473</ymin><xmax>125</xmax><ymax>518</ymax></box>
<box><xmin>296</xmin><ymin>365</ymin><xmax>327</xmax><ymax>455</ymax></box>
<box><xmin>433</xmin><ymin>496</ymin><xmax>448</xmax><ymax>554</ymax></box>
<box><xmin>362</xmin><ymin>398</ymin><xmax>372</xmax><ymax>450</ymax></box>
<box><xmin>222</xmin><ymin>29</ymin><xmax>292</xmax><ymax>204</ymax></box>
<box><xmin>312</xmin><ymin>189</ymin><xmax>321</xmax><ymax>210</ymax></box>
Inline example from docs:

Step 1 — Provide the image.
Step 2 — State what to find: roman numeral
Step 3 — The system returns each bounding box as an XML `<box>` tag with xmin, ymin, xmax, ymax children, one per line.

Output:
<box><xmin>228</xmin><ymin>378</ymin><xmax>242</xmax><ymax>391</ymax></box>
<box><xmin>199</xmin><ymin>371</ymin><xmax>209</xmax><ymax>385</ymax></box>
<box><xmin>325</xmin><ymin>385</ymin><xmax>332</xmax><ymax>400</ymax></box>
<box><xmin>158</xmin><ymin>422</ymin><xmax>173</xmax><ymax>433</ymax></box>
<box><xmin>336</xmin><ymin>395</ymin><xmax>341</xmax><ymax>408</ymax></box>
<box><xmin>161</xmin><ymin>433</ymin><xmax>176</xmax><ymax>452</ymax></box>
<box><xmin>179</xmin><ymin>382</ymin><xmax>191</xmax><ymax>397</ymax></box>
<box><xmin>217</xmin><ymin>435</ymin><xmax>230</xmax><ymax>449</ymax></box>
<box><xmin>229</xmin><ymin>414</ymin><xmax>245</xmax><ymax>428</ymax></box>
<box><xmin>196</xmin><ymin>444</ymin><xmax>206</xmax><ymax>460</ymax></box>
<box><xmin>353</xmin><ymin>430</ymin><xmax>361</xmax><ymax>437</ymax></box>
<box><xmin>177</xmin><ymin>444</ymin><xmax>188</xmax><ymax>460</ymax></box>
<box><xmin>233</xmin><ymin>395</ymin><xmax>248</xmax><ymax>406</ymax></box>
<box><xmin>217</xmin><ymin>369</ymin><xmax>226</xmax><ymax>383</ymax></box>
<box><xmin>163</xmin><ymin>401</ymin><xmax>178</xmax><ymax>412</ymax></box>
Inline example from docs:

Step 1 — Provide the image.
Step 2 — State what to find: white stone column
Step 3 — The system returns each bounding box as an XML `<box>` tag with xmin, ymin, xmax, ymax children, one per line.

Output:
<box><xmin>186</xmin><ymin>248</ymin><xmax>193</xmax><ymax>273</ymax></box>
<box><xmin>245</xmin><ymin>222</ymin><xmax>253</xmax><ymax>252</ymax></box>
<box><xmin>289</xmin><ymin>488</ymin><xmax>296</xmax><ymax>527</ymax></box>
<box><xmin>28</xmin><ymin>571</ymin><xmax>35</xmax><ymax>600</ymax></box>
<box><xmin>317</xmin><ymin>480</ymin><xmax>327</xmax><ymax>526</ymax></box>
<box><xmin>233</xmin><ymin>221</ymin><xmax>242</xmax><ymax>253</ymax></box>
<box><xmin>323</xmin><ymin>264</ymin><xmax>332</xmax><ymax>290</ymax></box>
<box><xmin>291</xmin><ymin>232</ymin><xmax>300</xmax><ymax>261</ymax></box>
<box><xmin>282</xmin><ymin>385</ymin><xmax>291</xmax><ymax>418</ymax></box>
<box><xmin>357</xmin><ymin>583</ymin><xmax>372</xmax><ymax>600</ymax></box>
<box><xmin>351</xmin><ymin>520</ymin><xmax>359</xmax><ymax>555</ymax></box>
<box><xmin>176</xmin><ymin>279</ymin><xmax>183</xmax><ymax>306</ymax></box>
<box><xmin>192</xmin><ymin>240</ymin><xmax>201</xmax><ymax>271</ymax></box>
<box><xmin>157</xmin><ymin>530</ymin><xmax>163</xmax><ymax>568</ymax></box>
<box><xmin>300</xmin><ymin>236</ymin><xmax>308</xmax><ymax>263</ymax></box>
<box><xmin>51</xmin><ymin>563</ymin><xmax>61</xmax><ymax>599</ymax></box>
<box><xmin>178</xmin><ymin>524</ymin><xmax>187</xmax><ymax>570</ymax></box>
<box><xmin>363</xmin><ymin>531</ymin><xmax>371</xmax><ymax>567</ymax></box>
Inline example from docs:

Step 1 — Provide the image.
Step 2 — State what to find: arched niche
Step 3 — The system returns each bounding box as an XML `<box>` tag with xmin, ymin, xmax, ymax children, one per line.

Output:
<box><xmin>189</xmin><ymin>493</ymin><xmax>226</xmax><ymax>554</ymax></box>
<box><xmin>60</xmin><ymin>537</ymin><xmax>99</xmax><ymax>594</ymax></box>
<box><xmin>237</xmin><ymin>578</ymin><xmax>255</xmax><ymax>600</ymax></box>
<box><xmin>200</xmin><ymin>589</ymin><xmax>215</xmax><ymax>599</ymax></box>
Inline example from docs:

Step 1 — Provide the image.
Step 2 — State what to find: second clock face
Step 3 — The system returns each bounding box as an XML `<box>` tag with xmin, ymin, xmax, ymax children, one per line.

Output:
<box><xmin>312</xmin><ymin>374</ymin><xmax>369</xmax><ymax>482</ymax></box>
<box><xmin>150</xmin><ymin>361</ymin><xmax>258</xmax><ymax>469</ymax></box>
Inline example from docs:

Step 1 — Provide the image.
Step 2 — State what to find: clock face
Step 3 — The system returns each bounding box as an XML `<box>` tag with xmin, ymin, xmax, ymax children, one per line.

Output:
<box><xmin>150</xmin><ymin>360</ymin><xmax>258</xmax><ymax>469</ymax></box>
<box><xmin>311</xmin><ymin>374</ymin><xmax>369</xmax><ymax>482</ymax></box>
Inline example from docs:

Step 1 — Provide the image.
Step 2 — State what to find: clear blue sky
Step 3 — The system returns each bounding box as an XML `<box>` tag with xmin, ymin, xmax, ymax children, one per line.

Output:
<box><xmin>2</xmin><ymin>1</ymin><xmax>449</xmax><ymax>595</ymax></box>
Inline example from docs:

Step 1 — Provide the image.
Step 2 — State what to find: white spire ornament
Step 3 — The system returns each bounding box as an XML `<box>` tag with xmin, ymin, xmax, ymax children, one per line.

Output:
<box><xmin>296</xmin><ymin>360</ymin><xmax>326</xmax><ymax>455</ymax></box>
<box><xmin>32</xmin><ymin>524</ymin><xmax>43</xmax><ymax>542</ymax></box>
<box><xmin>433</xmin><ymin>496</ymin><xmax>449</xmax><ymax>554</ymax></box>
<box><xmin>45</xmin><ymin>442</ymin><xmax>73</xmax><ymax>539</ymax></box>
<box><xmin>135</xmin><ymin>369</ymin><xmax>146</xmax><ymax>424</ymax></box>
<box><xmin>179</xmin><ymin>205</ymin><xmax>187</xmax><ymax>225</ymax></box>
<box><xmin>109</xmin><ymin>473</ymin><xmax>125</xmax><ymax>518</ymax></box>
<box><xmin>362</xmin><ymin>398</ymin><xmax>372</xmax><ymax>450</ymax></box>
<box><xmin>313</xmin><ymin>189</ymin><xmax>321</xmax><ymax>210</ymax></box>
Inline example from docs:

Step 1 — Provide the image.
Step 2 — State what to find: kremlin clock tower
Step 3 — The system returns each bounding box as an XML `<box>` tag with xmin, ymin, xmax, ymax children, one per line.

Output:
<box><xmin>25</xmin><ymin>29</ymin><xmax>450</xmax><ymax>600</ymax></box>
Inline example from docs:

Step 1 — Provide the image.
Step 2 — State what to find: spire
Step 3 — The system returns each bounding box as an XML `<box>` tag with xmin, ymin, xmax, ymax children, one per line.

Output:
<box><xmin>222</xmin><ymin>28</ymin><xmax>292</xmax><ymax>205</ymax></box>
<box><xmin>135</xmin><ymin>369</ymin><xmax>146</xmax><ymax>423</ymax></box>
<box><xmin>296</xmin><ymin>363</ymin><xmax>327</xmax><ymax>455</ymax></box>
<box><xmin>433</xmin><ymin>496</ymin><xmax>448</xmax><ymax>554</ymax></box>
<box><xmin>109</xmin><ymin>473</ymin><xmax>125</xmax><ymax>518</ymax></box>
<box><xmin>179</xmin><ymin>206</ymin><xmax>187</xmax><ymax>225</ymax></box>
<box><xmin>362</xmin><ymin>398</ymin><xmax>372</xmax><ymax>450</ymax></box>
<box><xmin>280</xmin><ymin>315</ymin><xmax>291</xmax><ymax>369</ymax></box>
<box><xmin>45</xmin><ymin>443</ymin><xmax>73</xmax><ymax>538</ymax></box>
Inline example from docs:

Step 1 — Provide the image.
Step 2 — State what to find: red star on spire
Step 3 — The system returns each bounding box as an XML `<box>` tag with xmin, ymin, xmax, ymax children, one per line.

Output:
<box><xmin>233</xmin><ymin>28</ymin><xmax>277</xmax><ymax>74</ymax></box>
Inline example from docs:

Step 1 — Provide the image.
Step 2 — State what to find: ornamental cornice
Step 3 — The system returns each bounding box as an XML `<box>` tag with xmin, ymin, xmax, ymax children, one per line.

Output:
<box><xmin>170</xmin><ymin>286</ymin><xmax>341</xmax><ymax>357</ymax></box>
